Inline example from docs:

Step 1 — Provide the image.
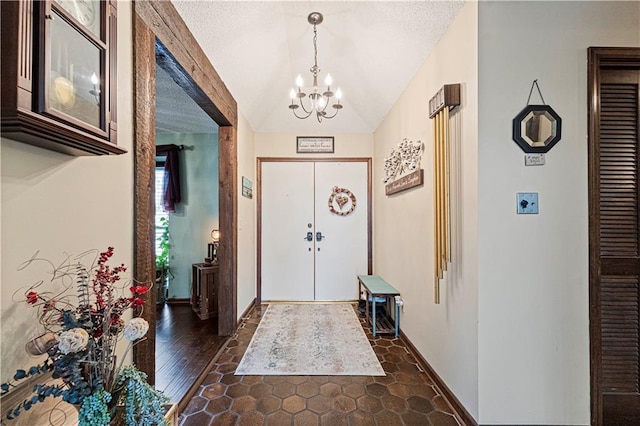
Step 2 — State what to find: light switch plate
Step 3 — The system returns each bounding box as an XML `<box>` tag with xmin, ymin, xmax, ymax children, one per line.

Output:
<box><xmin>517</xmin><ymin>192</ymin><xmax>539</xmax><ymax>214</ymax></box>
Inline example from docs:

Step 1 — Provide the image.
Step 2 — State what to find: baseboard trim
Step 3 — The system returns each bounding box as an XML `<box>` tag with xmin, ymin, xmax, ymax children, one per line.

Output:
<box><xmin>400</xmin><ymin>330</ymin><xmax>478</xmax><ymax>426</ymax></box>
<box><xmin>166</xmin><ymin>298</ymin><xmax>190</xmax><ymax>305</ymax></box>
<box><xmin>179</xmin><ymin>299</ymin><xmax>257</xmax><ymax>412</ymax></box>
<box><xmin>177</xmin><ymin>336</ymin><xmax>232</xmax><ymax>413</ymax></box>
<box><xmin>238</xmin><ymin>298</ymin><xmax>256</xmax><ymax>327</ymax></box>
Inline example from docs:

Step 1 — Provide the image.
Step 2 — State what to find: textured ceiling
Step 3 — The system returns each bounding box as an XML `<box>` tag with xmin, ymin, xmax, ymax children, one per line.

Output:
<box><xmin>156</xmin><ymin>64</ymin><xmax>219</xmax><ymax>134</ymax></box>
<box><xmin>160</xmin><ymin>1</ymin><xmax>465</xmax><ymax>134</ymax></box>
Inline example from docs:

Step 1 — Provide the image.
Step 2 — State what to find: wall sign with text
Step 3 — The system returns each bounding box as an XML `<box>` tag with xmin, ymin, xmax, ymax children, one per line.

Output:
<box><xmin>383</xmin><ymin>138</ymin><xmax>425</xmax><ymax>196</ymax></box>
<box><xmin>296</xmin><ymin>136</ymin><xmax>335</xmax><ymax>154</ymax></box>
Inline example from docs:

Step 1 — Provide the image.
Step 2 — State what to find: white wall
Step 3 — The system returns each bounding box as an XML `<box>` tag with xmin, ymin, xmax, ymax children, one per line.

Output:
<box><xmin>237</xmin><ymin>112</ymin><xmax>256</xmax><ymax>319</ymax></box>
<box><xmin>0</xmin><ymin>1</ymin><xmax>134</xmax><ymax>380</ymax></box>
<box><xmin>373</xmin><ymin>2</ymin><xmax>479</xmax><ymax>419</ymax></box>
<box><xmin>477</xmin><ymin>1</ymin><xmax>640</xmax><ymax>424</ymax></box>
<box><xmin>255</xmin><ymin>133</ymin><xmax>374</xmax><ymax>158</ymax></box>
<box><xmin>157</xmin><ymin>132</ymin><xmax>219</xmax><ymax>299</ymax></box>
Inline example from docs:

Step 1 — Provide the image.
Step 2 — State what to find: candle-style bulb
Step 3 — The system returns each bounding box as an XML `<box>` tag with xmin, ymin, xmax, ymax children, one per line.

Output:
<box><xmin>324</xmin><ymin>74</ymin><xmax>333</xmax><ymax>86</ymax></box>
<box><xmin>91</xmin><ymin>72</ymin><xmax>99</xmax><ymax>85</ymax></box>
<box><xmin>296</xmin><ymin>75</ymin><xmax>304</xmax><ymax>87</ymax></box>
<box><xmin>335</xmin><ymin>88</ymin><xmax>343</xmax><ymax>99</ymax></box>
<box><xmin>290</xmin><ymin>88</ymin><xmax>296</xmax><ymax>99</ymax></box>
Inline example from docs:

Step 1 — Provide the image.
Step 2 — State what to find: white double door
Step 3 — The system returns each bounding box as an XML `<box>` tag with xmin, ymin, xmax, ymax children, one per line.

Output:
<box><xmin>261</xmin><ymin>160</ymin><xmax>369</xmax><ymax>301</ymax></box>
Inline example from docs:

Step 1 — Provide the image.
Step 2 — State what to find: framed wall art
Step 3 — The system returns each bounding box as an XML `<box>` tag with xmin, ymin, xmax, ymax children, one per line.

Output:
<box><xmin>296</xmin><ymin>136</ymin><xmax>335</xmax><ymax>154</ymax></box>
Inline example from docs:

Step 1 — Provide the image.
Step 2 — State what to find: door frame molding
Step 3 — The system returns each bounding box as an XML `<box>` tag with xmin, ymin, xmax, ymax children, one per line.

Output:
<box><xmin>133</xmin><ymin>1</ymin><xmax>238</xmax><ymax>383</ymax></box>
<box><xmin>588</xmin><ymin>46</ymin><xmax>640</xmax><ymax>426</ymax></box>
<box><xmin>256</xmin><ymin>157</ymin><xmax>373</xmax><ymax>305</ymax></box>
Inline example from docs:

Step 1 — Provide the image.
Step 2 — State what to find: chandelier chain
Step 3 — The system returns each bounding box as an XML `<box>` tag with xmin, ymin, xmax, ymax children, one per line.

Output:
<box><xmin>312</xmin><ymin>24</ymin><xmax>318</xmax><ymax>74</ymax></box>
<box><xmin>313</xmin><ymin>25</ymin><xmax>318</xmax><ymax>67</ymax></box>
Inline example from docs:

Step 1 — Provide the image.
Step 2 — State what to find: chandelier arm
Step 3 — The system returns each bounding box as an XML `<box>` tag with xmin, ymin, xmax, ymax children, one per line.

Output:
<box><xmin>292</xmin><ymin>106</ymin><xmax>313</xmax><ymax>120</ymax></box>
<box><xmin>315</xmin><ymin>111</ymin><xmax>323</xmax><ymax>123</ymax></box>
<box><xmin>322</xmin><ymin>107</ymin><xmax>341</xmax><ymax>120</ymax></box>
<box><xmin>318</xmin><ymin>97</ymin><xmax>331</xmax><ymax>113</ymax></box>
<box><xmin>298</xmin><ymin>98</ymin><xmax>313</xmax><ymax>115</ymax></box>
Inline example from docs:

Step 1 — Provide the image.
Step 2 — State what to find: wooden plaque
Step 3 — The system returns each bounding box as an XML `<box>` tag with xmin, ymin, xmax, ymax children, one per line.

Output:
<box><xmin>385</xmin><ymin>169</ymin><xmax>424</xmax><ymax>196</ymax></box>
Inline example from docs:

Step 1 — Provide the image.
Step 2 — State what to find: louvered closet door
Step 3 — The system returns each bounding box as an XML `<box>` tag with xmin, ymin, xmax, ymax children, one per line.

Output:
<box><xmin>597</xmin><ymin>68</ymin><xmax>640</xmax><ymax>422</ymax></box>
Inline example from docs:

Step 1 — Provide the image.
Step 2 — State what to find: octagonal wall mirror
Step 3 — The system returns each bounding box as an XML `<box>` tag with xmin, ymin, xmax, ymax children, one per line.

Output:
<box><xmin>512</xmin><ymin>104</ymin><xmax>562</xmax><ymax>153</ymax></box>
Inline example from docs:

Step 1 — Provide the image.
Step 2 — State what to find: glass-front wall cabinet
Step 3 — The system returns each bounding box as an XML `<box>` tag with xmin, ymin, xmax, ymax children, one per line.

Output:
<box><xmin>1</xmin><ymin>0</ymin><xmax>123</xmax><ymax>156</ymax></box>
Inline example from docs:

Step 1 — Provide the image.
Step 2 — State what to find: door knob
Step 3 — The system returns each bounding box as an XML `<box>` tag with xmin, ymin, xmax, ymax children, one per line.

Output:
<box><xmin>304</xmin><ymin>232</ymin><xmax>313</xmax><ymax>241</ymax></box>
<box><xmin>316</xmin><ymin>232</ymin><xmax>325</xmax><ymax>242</ymax></box>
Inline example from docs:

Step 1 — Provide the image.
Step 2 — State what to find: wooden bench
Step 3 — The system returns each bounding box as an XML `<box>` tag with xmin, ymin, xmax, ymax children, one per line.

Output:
<box><xmin>357</xmin><ymin>275</ymin><xmax>400</xmax><ymax>337</ymax></box>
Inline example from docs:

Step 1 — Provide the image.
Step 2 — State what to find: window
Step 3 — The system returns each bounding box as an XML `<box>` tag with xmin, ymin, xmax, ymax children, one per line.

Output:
<box><xmin>155</xmin><ymin>166</ymin><xmax>169</xmax><ymax>257</ymax></box>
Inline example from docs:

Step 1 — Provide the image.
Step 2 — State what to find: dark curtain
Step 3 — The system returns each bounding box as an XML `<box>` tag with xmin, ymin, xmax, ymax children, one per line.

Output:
<box><xmin>155</xmin><ymin>144</ymin><xmax>181</xmax><ymax>212</ymax></box>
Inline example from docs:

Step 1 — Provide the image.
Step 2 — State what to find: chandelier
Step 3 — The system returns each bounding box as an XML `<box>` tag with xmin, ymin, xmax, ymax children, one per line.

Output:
<box><xmin>289</xmin><ymin>12</ymin><xmax>343</xmax><ymax>122</ymax></box>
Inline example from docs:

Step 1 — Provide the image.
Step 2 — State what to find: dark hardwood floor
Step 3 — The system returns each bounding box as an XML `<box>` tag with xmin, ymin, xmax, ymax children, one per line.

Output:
<box><xmin>155</xmin><ymin>303</ymin><xmax>228</xmax><ymax>407</ymax></box>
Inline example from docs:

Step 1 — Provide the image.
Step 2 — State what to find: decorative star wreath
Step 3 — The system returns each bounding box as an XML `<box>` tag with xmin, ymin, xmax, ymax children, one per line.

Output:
<box><xmin>328</xmin><ymin>186</ymin><xmax>357</xmax><ymax>216</ymax></box>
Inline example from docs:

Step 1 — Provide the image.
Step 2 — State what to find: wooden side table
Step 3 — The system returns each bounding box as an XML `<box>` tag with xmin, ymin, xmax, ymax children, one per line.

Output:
<box><xmin>191</xmin><ymin>263</ymin><xmax>219</xmax><ymax>320</ymax></box>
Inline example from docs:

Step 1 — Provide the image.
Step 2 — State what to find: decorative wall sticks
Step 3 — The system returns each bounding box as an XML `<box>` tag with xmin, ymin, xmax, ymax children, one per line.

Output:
<box><xmin>429</xmin><ymin>83</ymin><xmax>461</xmax><ymax>304</ymax></box>
<box><xmin>428</xmin><ymin>84</ymin><xmax>460</xmax><ymax>118</ymax></box>
<box><xmin>383</xmin><ymin>138</ymin><xmax>424</xmax><ymax>196</ymax></box>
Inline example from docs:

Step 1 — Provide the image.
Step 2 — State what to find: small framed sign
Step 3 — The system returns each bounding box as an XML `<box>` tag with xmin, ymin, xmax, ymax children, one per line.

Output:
<box><xmin>242</xmin><ymin>176</ymin><xmax>253</xmax><ymax>199</ymax></box>
<box><xmin>296</xmin><ymin>136</ymin><xmax>334</xmax><ymax>154</ymax></box>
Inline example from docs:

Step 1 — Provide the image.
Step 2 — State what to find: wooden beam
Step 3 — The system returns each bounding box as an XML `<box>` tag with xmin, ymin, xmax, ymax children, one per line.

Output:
<box><xmin>135</xmin><ymin>0</ymin><xmax>237</xmax><ymax>127</ymax></box>
<box><xmin>133</xmin><ymin>0</ymin><xmax>242</xmax><ymax>377</ymax></box>
<box><xmin>218</xmin><ymin>125</ymin><xmax>238</xmax><ymax>336</ymax></box>
<box><xmin>132</xmin><ymin>11</ymin><xmax>157</xmax><ymax>384</ymax></box>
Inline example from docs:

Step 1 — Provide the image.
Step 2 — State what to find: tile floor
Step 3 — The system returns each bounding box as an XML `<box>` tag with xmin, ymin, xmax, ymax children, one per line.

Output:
<box><xmin>179</xmin><ymin>305</ymin><xmax>462</xmax><ymax>426</ymax></box>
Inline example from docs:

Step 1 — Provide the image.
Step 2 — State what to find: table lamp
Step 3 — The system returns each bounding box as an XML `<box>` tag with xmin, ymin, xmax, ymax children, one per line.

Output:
<box><xmin>208</xmin><ymin>229</ymin><xmax>220</xmax><ymax>263</ymax></box>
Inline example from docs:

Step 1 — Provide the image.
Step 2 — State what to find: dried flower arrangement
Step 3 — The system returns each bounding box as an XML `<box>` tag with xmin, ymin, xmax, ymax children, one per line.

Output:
<box><xmin>1</xmin><ymin>247</ymin><xmax>168</xmax><ymax>425</ymax></box>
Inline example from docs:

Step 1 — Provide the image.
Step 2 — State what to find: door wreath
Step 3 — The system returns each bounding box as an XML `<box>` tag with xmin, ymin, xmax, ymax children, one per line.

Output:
<box><xmin>328</xmin><ymin>186</ymin><xmax>357</xmax><ymax>216</ymax></box>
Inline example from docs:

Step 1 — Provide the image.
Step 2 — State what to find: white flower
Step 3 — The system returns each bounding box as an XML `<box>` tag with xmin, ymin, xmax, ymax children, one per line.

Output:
<box><xmin>58</xmin><ymin>328</ymin><xmax>89</xmax><ymax>354</ymax></box>
<box><xmin>123</xmin><ymin>318</ymin><xmax>149</xmax><ymax>341</ymax></box>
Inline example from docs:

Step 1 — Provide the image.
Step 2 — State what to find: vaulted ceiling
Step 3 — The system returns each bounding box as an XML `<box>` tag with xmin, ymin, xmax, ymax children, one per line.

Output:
<box><xmin>157</xmin><ymin>1</ymin><xmax>465</xmax><ymax>135</ymax></box>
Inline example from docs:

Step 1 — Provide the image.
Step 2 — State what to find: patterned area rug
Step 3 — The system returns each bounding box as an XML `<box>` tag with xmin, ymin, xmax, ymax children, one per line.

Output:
<box><xmin>235</xmin><ymin>304</ymin><xmax>385</xmax><ymax>376</ymax></box>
